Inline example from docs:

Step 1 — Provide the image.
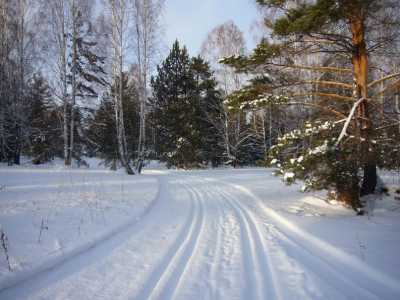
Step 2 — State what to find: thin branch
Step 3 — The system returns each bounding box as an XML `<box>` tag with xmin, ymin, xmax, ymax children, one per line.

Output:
<box><xmin>281</xmin><ymin>102</ymin><xmax>347</xmax><ymax>118</ymax></box>
<box><xmin>269</xmin><ymin>63</ymin><xmax>353</xmax><ymax>74</ymax></box>
<box><xmin>374</xmin><ymin>79</ymin><xmax>400</xmax><ymax>97</ymax></box>
<box><xmin>297</xmin><ymin>80</ymin><xmax>353</xmax><ymax>89</ymax></box>
<box><xmin>291</xmin><ymin>92</ymin><xmax>354</xmax><ymax>102</ymax></box>
<box><xmin>368</xmin><ymin>72</ymin><xmax>400</xmax><ymax>88</ymax></box>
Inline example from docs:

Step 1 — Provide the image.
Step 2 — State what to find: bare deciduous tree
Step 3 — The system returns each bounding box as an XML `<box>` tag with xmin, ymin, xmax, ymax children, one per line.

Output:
<box><xmin>201</xmin><ymin>21</ymin><xmax>248</xmax><ymax>166</ymax></box>
<box><xmin>45</xmin><ymin>0</ymin><xmax>70</xmax><ymax>165</ymax></box>
<box><xmin>131</xmin><ymin>0</ymin><xmax>164</xmax><ymax>173</ymax></box>
<box><xmin>108</xmin><ymin>0</ymin><xmax>135</xmax><ymax>174</ymax></box>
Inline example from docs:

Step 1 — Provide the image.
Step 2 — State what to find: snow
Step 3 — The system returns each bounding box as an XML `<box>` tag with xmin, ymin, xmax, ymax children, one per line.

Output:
<box><xmin>0</xmin><ymin>165</ymin><xmax>159</xmax><ymax>292</ymax></box>
<box><xmin>283</xmin><ymin>171</ymin><xmax>295</xmax><ymax>181</ymax></box>
<box><xmin>0</xmin><ymin>165</ymin><xmax>399</xmax><ymax>299</ymax></box>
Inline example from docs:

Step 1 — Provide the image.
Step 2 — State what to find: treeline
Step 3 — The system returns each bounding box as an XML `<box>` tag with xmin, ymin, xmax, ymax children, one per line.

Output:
<box><xmin>2</xmin><ymin>0</ymin><xmax>400</xmax><ymax>212</ymax></box>
<box><xmin>0</xmin><ymin>0</ymin><xmax>268</xmax><ymax>171</ymax></box>
<box><xmin>222</xmin><ymin>0</ymin><xmax>400</xmax><ymax>212</ymax></box>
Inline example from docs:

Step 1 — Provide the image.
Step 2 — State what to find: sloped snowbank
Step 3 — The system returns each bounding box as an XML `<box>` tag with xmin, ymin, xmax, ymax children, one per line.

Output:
<box><xmin>0</xmin><ymin>167</ymin><xmax>159</xmax><ymax>290</ymax></box>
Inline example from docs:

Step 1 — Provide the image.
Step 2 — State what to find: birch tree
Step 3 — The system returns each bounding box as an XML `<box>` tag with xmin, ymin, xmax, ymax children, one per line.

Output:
<box><xmin>131</xmin><ymin>0</ymin><xmax>164</xmax><ymax>173</ymax></box>
<box><xmin>0</xmin><ymin>0</ymin><xmax>12</xmax><ymax>163</ymax></box>
<box><xmin>0</xmin><ymin>0</ymin><xmax>36</xmax><ymax>164</ymax></box>
<box><xmin>45</xmin><ymin>0</ymin><xmax>70</xmax><ymax>165</ymax></box>
<box><xmin>108</xmin><ymin>0</ymin><xmax>134</xmax><ymax>174</ymax></box>
<box><xmin>201</xmin><ymin>21</ymin><xmax>248</xmax><ymax>166</ymax></box>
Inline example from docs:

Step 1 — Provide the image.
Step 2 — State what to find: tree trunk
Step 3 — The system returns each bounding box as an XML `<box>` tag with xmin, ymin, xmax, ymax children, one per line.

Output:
<box><xmin>223</xmin><ymin>110</ymin><xmax>231</xmax><ymax>162</ymax></box>
<box><xmin>337</xmin><ymin>185</ymin><xmax>360</xmax><ymax>211</ymax></box>
<box><xmin>69</xmin><ymin>0</ymin><xmax>77</xmax><ymax>167</ymax></box>
<box><xmin>60</xmin><ymin>1</ymin><xmax>70</xmax><ymax>166</ymax></box>
<box><xmin>116</xmin><ymin>71</ymin><xmax>134</xmax><ymax>175</ymax></box>
<box><xmin>349</xmin><ymin>11</ymin><xmax>376</xmax><ymax>204</ymax></box>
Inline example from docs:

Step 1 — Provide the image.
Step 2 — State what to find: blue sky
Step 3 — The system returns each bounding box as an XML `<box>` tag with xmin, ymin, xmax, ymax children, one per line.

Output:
<box><xmin>163</xmin><ymin>0</ymin><xmax>259</xmax><ymax>55</ymax></box>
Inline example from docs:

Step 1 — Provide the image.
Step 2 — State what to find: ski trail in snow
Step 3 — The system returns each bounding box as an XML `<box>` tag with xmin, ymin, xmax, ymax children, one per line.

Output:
<box><xmin>212</xmin><ymin>182</ymin><xmax>280</xmax><ymax>300</ymax></box>
<box><xmin>207</xmin><ymin>188</ymin><xmax>225</xmax><ymax>300</ymax></box>
<box><xmin>172</xmin><ymin>180</ymin><xmax>238</xmax><ymax>300</ymax></box>
<box><xmin>0</xmin><ymin>176</ymin><xmax>163</xmax><ymax>298</ymax></box>
<box><xmin>135</xmin><ymin>181</ymin><xmax>205</xmax><ymax>300</ymax></box>
<box><xmin>2</xmin><ymin>171</ymin><xmax>399</xmax><ymax>300</ymax></box>
<box><xmin>210</xmin><ymin>177</ymin><xmax>399</xmax><ymax>300</ymax></box>
<box><xmin>3</xmin><ymin>179</ymin><xmax>153</xmax><ymax>191</ymax></box>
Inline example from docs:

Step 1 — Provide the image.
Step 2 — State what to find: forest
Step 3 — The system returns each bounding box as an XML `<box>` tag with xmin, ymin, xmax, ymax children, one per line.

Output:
<box><xmin>1</xmin><ymin>0</ymin><xmax>400</xmax><ymax>212</ymax></box>
<box><xmin>1</xmin><ymin>1</ymin><xmax>400</xmax><ymax>299</ymax></box>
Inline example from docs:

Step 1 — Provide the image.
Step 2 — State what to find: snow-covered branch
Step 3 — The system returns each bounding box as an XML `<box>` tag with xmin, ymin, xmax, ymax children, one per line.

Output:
<box><xmin>335</xmin><ymin>97</ymin><xmax>366</xmax><ymax>147</ymax></box>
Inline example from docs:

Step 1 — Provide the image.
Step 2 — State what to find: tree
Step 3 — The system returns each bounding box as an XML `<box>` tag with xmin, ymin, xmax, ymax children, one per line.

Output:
<box><xmin>150</xmin><ymin>41</ymin><xmax>224</xmax><ymax>168</ymax></box>
<box><xmin>44</xmin><ymin>0</ymin><xmax>71</xmax><ymax>166</ymax></box>
<box><xmin>67</xmin><ymin>0</ymin><xmax>107</xmax><ymax>165</ymax></box>
<box><xmin>108</xmin><ymin>0</ymin><xmax>135</xmax><ymax>174</ymax></box>
<box><xmin>87</xmin><ymin>72</ymin><xmax>139</xmax><ymax>169</ymax></box>
<box><xmin>222</xmin><ymin>0</ymin><xmax>400</xmax><ymax>211</ymax></box>
<box><xmin>191</xmin><ymin>56</ymin><xmax>225</xmax><ymax>167</ymax></box>
<box><xmin>0</xmin><ymin>0</ymin><xmax>41</xmax><ymax>165</ymax></box>
<box><xmin>131</xmin><ymin>0</ymin><xmax>164</xmax><ymax>173</ymax></box>
<box><xmin>150</xmin><ymin>41</ymin><xmax>196</xmax><ymax>168</ymax></box>
<box><xmin>0</xmin><ymin>0</ymin><xmax>13</xmax><ymax>163</ymax></box>
<box><xmin>26</xmin><ymin>74</ymin><xmax>56</xmax><ymax>164</ymax></box>
<box><xmin>201</xmin><ymin>21</ymin><xmax>260</xmax><ymax>166</ymax></box>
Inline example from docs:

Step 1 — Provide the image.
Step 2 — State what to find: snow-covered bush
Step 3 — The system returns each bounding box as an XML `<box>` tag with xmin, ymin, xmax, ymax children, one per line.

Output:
<box><xmin>267</xmin><ymin>120</ymin><xmax>363</xmax><ymax>210</ymax></box>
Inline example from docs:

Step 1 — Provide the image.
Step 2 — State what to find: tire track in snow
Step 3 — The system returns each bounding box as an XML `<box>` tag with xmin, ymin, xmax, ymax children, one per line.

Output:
<box><xmin>135</xmin><ymin>180</ymin><xmax>205</xmax><ymax>300</ymax></box>
<box><xmin>212</xmin><ymin>182</ymin><xmax>280</xmax><ymax>300</ymax></box>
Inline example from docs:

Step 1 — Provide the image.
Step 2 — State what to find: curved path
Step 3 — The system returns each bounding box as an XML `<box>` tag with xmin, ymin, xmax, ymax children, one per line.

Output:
<box><xmin>1</xmin><ymin>171</ymin><xmax>399</xmax><ymax>300</ymax></box>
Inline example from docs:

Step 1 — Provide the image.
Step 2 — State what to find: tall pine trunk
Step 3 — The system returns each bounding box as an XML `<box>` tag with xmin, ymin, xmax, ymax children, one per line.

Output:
<box><xmin>349</xmin><ymin>9</ymin><xmax>377</xmax><ymax>208</ymax></box>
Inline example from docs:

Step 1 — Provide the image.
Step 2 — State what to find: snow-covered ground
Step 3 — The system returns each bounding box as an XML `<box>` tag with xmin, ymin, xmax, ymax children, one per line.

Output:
<box><xmin>0</xmin><ymin>164</ymin><xmax>400</xmax><ymax>299</ymax></box>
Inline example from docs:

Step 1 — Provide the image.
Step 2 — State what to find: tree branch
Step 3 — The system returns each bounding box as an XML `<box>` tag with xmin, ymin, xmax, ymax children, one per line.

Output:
<box><xmin>291</xmin><ymin>92</ymin><xmax>354</xmax><ymax>102</ymax></box>
<box><xmin>368</xmin><ymin>72</ymin><xmax>400</xmax><ymax>88</ymax></box>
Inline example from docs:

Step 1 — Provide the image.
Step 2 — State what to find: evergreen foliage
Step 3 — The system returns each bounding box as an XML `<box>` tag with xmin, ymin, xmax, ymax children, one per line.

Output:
<box><xmin>150</xmin><ymin>41</ymin><xmax>225</xmax><ymax>168</ymax></box>
<box><xmin>222</xmin><ymin>0</ymin><xmax>400</xmax><ymax>210</ymax></box>
<box><xmin>26</xmin><ymin>74</ymin><xmax>57</xmax><ymax>164</ymax></box>
<box><xmin>87</xmin><ymin>73</ymin><xmax>139</xmax><ymax>169</ymax></box>
<box><xmin>67</xmin><ymin>9</ymin><xmax>107</xmax><ymax>98</ymax></box>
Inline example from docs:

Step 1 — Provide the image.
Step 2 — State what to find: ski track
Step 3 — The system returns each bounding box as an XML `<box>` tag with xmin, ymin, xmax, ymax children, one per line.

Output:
<box><xmin>0</xmin><ymin>176</ymin><xmax>163</xmax><ymax>298</ymax></box>
<box><xmin>210</xmin><ymin>181</ymin><xmax>280</xmax><ymax>300</ymax></box>
<box><xmin>209</xmin><ymin>177</ymin><xmax>397</xmax><ymax>300</ymax></box>
<box><xmin>1</xmin><ymin>172</ymin><xmax>399</xmax><ymax>300</ymax></box>
<box><xmin>135</xmin><ymin>180</ymin><xmax>205</xmax><ymax>300</ymax></box>
<box><xmin>206</xmin><ymin>187</ymin><xmax>225</xmax><ymax>300</ymax></box>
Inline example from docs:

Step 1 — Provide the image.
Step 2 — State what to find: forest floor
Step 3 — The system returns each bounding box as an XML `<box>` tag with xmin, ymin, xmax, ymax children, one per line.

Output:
<box><xmin>0</xmin><ymin>161</ymin><xmax>400</xmax><ymax>299</ymax></box>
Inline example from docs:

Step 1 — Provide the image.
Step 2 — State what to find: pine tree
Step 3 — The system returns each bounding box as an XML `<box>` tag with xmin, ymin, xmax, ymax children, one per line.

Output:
<box><xmin>150</xmin><ymin>41</ymin><xmax>225</xmax><ymax>168</ymax></box>
<box><xmin>150</xmin><ymin>41</ymin><xmax>197</xmax><ymax>168</ymax></box>
<box><xmin>222</xmin><ymin>0</ymin><xmax>400</xmax><ymax>211</ymax></box>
